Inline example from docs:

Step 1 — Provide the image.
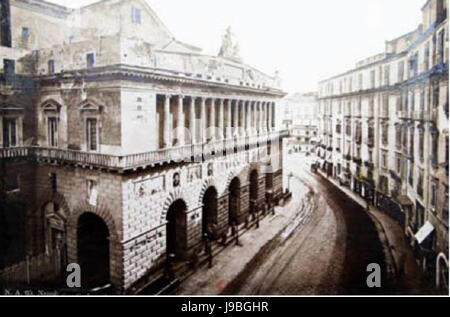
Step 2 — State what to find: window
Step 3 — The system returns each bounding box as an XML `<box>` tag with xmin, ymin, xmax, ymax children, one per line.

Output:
<box><xmin>430</xmin><ymin>182</ymin><xmax>438</xmax><ymax>209</ymax></box>
<box><xmin>395</xmin><ymin>154</ymin><xmax>402</xmax><ymax>174</ymax></box>
<box><xmin>409</xmin><ymin>127</ymin><xmax>415</xmax><ymax>157</ymax></box>
<box><xmin>2</xmin><ymin>117</ymin><xmax>17</xmax><ymax>147</ymax></box>
<box><xmin>381</xmin><ymin>151</ymin><xmax>388</xmax><ymax>168</ymax></box>
<box><xmin>22</xmin><ymin>27</ymin><xmax>29</xmax><ymax>39</ymax></box>
<box><xmin>86</xmin><ymin>53</ymin><xmax>95</xmax><ymax>68</ymax></box>
<box><xmin>424</xmin><ymin>43</ymin><xmax>430</xmax><ymax>70</ymax></box>
<box><xmin>345</xmin><ymin>121</ymin><xmax>351</xmax><ymax>136</ymax></box>
<box><xmin>384</xmin><ymin>65</ymin><xmax>390</xmax><ymax>86</ymax></box>
<box><xmin>381</xmin><ymin>123</ymin><xmax>388</xmax><ymax>146</ymax></box>
<box><xmin>131</xmin><ymin>7</ymin><xmax>141</xmax><ymax>24</ymax></box>
<box><xmin>398</xmin><ymin>61</ymin><xmax>404</xmax><ymax>82</ymax></box>
<box><xmin>358</xmin><ymin>73</ymin><xmax>363</xmax><ymax>90</ymax></box>
<box><xmin>431</xmin><ymin>131</ymin><xmax>439</xmax><ymax>166</ymax></box>
<box><xmin>419</xmin><ymin>130</ymin><xmax>424</xmax><ymax>162</ymax></box>
<box><xmin>382</xmin><ymin>94</ymin><xmax>389</xmax><ymax>116</ymax></box>
<box><xmin>433</xmin><ymin>85</ymin><xmax>440</xmax><ymax>108</ymax></box>
<box><xmin>408</xmin><ymin>161</ymin><xmax>414</xmax><ymax>186</ymax></box>
<box><xmin>395</xmin><ymin>125</ymin><xmax>402</xmax><ymax>149</ymax></box>
<box><xmin>438</xmin><ymin>30</ymin><xmax>445</xmax><ymax>64</ymax></box>
<box><xmin>47</xmin><ymin>117</ymin><xmax>58</xmax><ymax>148</ymax></box>
<box><xmin>370</xmin><ymin>70</ymin><xmax>375</xmax><ymax>88</ymax></box>
<box><xmin>86</xmin><ymin>118</ymin><xmax>98</xmax><ymax>151</ymax></box>
<box><xmin>48</xmin><ymin>60</ymin><xmax>55</xmax><ymax>75</ymax></box>
<box><xmin>417</xmin><ymin>170</ymin><xmax>424</xmax><ymax>198</ymax></box>
<box><xmin>3</xmin><ymin>59</ymin><xmax>15</xmax><ymax>84</ymax></box>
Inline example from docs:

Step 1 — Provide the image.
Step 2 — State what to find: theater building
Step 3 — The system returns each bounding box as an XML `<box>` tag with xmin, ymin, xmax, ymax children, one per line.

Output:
<box><xmin>317</xmin><ymin>0</ymin><xmax>448</xmax><ymax>291</ymax></box>
<box><xmin>0</xmin><ymin>0</ymin><xmax>286</xmax><ymax>292</ymax></box>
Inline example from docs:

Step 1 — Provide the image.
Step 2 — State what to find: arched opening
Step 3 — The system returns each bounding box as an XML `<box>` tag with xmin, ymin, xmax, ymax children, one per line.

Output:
<box><xmin>228</xmin><ymin>177</ymin><xmax>241</xmax><ymax>225</ymax></box>
<box><xmin>202</xmin><ymin>187</ymin><xmax>218</xmax><ymax>238</ymax></box>
<box><xmin>249</xmin><ymin>170</ymin><xmax>259</xmax><ymax>213</ymax></box>
<box><xmin>77</xmin><ymin>213</ymin><xmax>110</xmax><ymax>288</ymax></box>
<box><xmin>166</xmin><ymin>199</ymin><xmax>187</xmax><ymax>260</ymax></box>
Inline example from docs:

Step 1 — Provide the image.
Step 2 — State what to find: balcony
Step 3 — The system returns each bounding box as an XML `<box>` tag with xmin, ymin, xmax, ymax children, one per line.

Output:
<box><xmin>1</xmin><ymin>131</ymin><xmax>288</xmax><ymax>172</ymax></box>
<box><xmin>0</xmin><ymin>147</ymin><xmax>29</xmax><ymax>159</ymax></box>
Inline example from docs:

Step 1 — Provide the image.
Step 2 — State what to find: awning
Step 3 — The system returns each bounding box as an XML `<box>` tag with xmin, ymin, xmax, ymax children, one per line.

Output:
<box><xmin>396</xmin><ymin>195</ymin><xmax>413</xmax><ymax>206</ymax></box>
<box><xmin>415</xmin><ymin>221</ymin><xmax>435</xmax><ymax>245</ymax></box>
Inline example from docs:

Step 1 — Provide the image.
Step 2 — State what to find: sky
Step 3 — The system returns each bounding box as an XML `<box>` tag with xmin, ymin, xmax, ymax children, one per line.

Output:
<box><xmin>47</xmin><ymin>0</ymin><xmax>425</xmax><ymax>94</ymax></box>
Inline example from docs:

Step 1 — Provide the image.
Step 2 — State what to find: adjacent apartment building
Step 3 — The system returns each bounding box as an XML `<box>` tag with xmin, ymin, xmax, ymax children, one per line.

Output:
<box><xmin>317</xmin><ymin>0</ymin><xmax>448</xmax><ymax>291</ymax></box>
<box><xmin>279</xmin><ymin>92</ymin><xmax>319</xmax><ymax>153</ymax></box>
<box><xmin>0</xmin><ymin>0</ymin><xmax>286</xmax><ymax>293</ymax></box>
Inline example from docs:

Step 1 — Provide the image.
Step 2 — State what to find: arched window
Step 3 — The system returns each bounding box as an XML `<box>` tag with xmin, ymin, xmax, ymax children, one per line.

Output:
<box><xmin>41</xmin><ymin>100</ymin><xmax>61</xmax><ymax>148</ymax></box>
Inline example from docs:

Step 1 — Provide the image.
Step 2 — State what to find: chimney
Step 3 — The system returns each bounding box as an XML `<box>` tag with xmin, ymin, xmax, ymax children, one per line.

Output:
<box><xmin>1</xmin><ymin>0</ymin><xmax>12</xmax><ymax>47</ymax></box>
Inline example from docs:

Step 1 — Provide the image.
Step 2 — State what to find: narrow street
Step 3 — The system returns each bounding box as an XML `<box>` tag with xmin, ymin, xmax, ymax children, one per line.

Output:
<box><xmin>229</xmin><ymin>152</ymin><xmax>389</xmax><ymax>295</ymax></box>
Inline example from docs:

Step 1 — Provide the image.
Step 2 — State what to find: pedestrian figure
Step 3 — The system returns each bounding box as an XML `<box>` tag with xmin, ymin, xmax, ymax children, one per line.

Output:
<box><xmin>232</xmin><ymin>221</ymin><xmax>242</xmax><ymax>246</ymax></box>
<box><xmin>164</xmin><ymin>253</ymin><xmax>176</xmax><ymax>281</ymax></box>
<box><xmin>203</xmin><ymin>233</ymin><xmax>209</xmax><ymax>255</ymax></box>
<box><xmin>255</xmin><ymin>210</ymin><xmax>260</xmax><ymax>229</ymax></box>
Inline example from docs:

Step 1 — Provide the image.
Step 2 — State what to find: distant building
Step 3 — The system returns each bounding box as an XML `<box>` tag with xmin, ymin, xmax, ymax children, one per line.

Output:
<box><xmin>279</xmin><ymin>92</ymin><xmax>318</xmax><ymax>153</ymax></box>
<box><xmin>317</xmin><ymin>0</ymin><xmax>448</xmax><ymax>292</ymax></box>
<box><xmin>0</xmin><ymin>0</ymin><xmax>287</xmax><ymax>292</ymax></box>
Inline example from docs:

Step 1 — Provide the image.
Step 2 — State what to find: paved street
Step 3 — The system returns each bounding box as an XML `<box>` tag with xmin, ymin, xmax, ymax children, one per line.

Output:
<box><xmin>171</xmin><ymin>152</ymin><xmax>430</xmax><ymax>296</ymax></box>
<box><xmin>229</xmin><ymin>152</ymin><xmax>389</xmax><ymax>295</ymax></box>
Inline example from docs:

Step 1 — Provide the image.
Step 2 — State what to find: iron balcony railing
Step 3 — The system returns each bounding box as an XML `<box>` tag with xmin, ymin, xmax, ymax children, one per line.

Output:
<box><xmin>0</xmin><ymin>131</ymin><xmax>288</xmax><ymax>171</ymax></box>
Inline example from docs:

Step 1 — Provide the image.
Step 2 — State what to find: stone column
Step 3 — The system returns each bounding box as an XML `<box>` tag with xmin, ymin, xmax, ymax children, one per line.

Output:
<box><xmin>268</xmin><ymin>101</ymin><xmax>272</xmax><ymax>132</ymax></box>
<box><xmin>246</xmin><ymin>101</ymin><xmax>251</xmax><ymax>136</ymax></box>
<box><xmin>271</xmin><ymin>102</ymin><xmax>275</xmax><ymax>131</ymax></box>
<box><xmin>227</xmin><ymin>99</ymin><xmax>232</xmax><ymax>138</ymax></box>
<box><xmin>234</xmin><ymin>99</ymin><xmax>239</xmax><ymax>136</ymax></box>
<box><xmin>164</xmin><ymin>94</ymin><xmax>171</xmax><ymax>148</ymax></box>
<box><xmin>177</xmin><ymin>95</ymin><xmax>184</xmax><ymax>145</ymax></box>
<box><xmin>240</xmin><ymin>100</ymin><xmax>246</xmax><ymax>136</ymax></box>
<box><xmin>190</xmin><ymin>96</ymin><xmax>196</xmax><ymax>144</ymax></box>
<box><xmin>209</xmin><ymin>97</ymin><xmax>216</xmax><ymax>140</ymax></box>
<box><xmin>252</xmin><ymin>101</ymin><xmax>256</xmax><ymax>135</ymax></box>
<box><xmin>218</xmin><ymin>98</ymin><xmax>224</xmax><ymax>139</ymax></box>
<box><xmin>201</xmin><ymin>97</ymin><xmax>206</xmax><ymax>143</ymax></box>
<box><xmin>262</xmin><ymin>102</ymin><xmax>267</xmax><ymax>132</ymax></box>
<box><xmin>256</xmin><ymin>101</ymin><xmax>263</xmax><ymax>134</ymax></box>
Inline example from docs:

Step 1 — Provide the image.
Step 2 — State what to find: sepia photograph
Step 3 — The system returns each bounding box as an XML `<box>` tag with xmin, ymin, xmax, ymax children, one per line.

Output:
<box><xmin>0</xmin><ymin>0</ymin><xmax>448</xmax><ymax>301</ymax></box>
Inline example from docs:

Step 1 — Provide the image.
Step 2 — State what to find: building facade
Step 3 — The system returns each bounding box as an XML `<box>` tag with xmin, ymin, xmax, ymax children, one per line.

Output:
<box><xmin>279</xmin><ymin>92</ymin><xmax>319</xmax><ymax>153</ymax></box>
<box><xmin>0</xmin><ymin>0</ymin><xmax>286</xmax><ymax>293</ymax></box>
<box><xmin>317</xmin><ymin>0</ymin><xmax>448</xmax><ymax>291</ymax></box>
